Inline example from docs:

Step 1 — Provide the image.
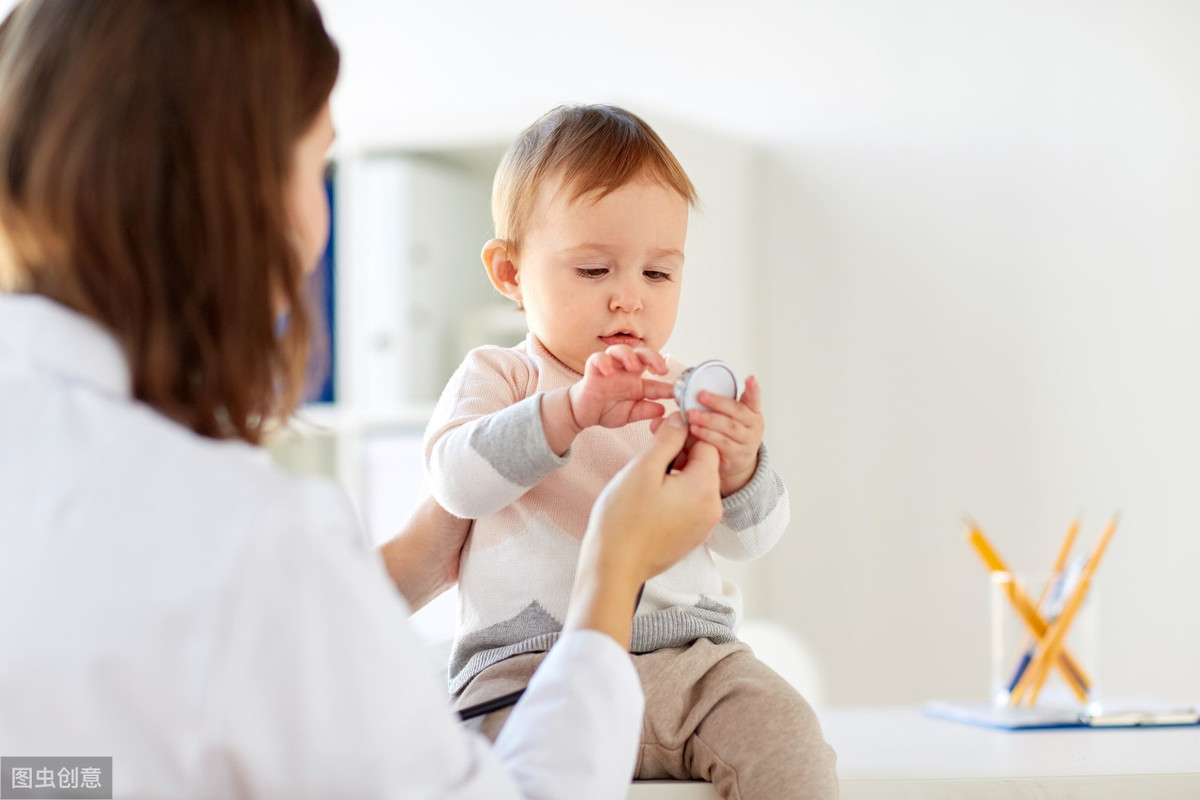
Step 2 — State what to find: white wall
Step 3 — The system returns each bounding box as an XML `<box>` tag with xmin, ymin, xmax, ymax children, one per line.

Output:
<box><xmin>317</xmin><ymin>0</ymin><xmax>1200</xmax><ymax>706</ymax></box>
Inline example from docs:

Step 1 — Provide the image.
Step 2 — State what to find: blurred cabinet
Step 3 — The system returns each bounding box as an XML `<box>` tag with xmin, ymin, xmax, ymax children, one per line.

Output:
<box><xmin>338</xmin><ymin>147</ymin><xmax>520</xmax><ymax>413</ymax></box>
<box><xmin>271</xmin><ymin>145</ymin><xmax>521</xmax><ymax>541</ymax></box>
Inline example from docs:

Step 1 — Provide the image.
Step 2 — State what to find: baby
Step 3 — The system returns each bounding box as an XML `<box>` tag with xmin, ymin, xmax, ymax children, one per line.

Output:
<box><xmin>424</xmin><ymin>104</ymin><xmax>837</xmax><ymax>798</ymax></box>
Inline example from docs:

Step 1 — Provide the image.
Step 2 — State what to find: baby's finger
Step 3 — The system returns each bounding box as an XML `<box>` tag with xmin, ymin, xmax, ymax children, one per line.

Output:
<box><xmin>641</xmin><ymin>377</ymin><xmax>676</xmax><ymax>400</ymax></box>
<box><xmin>739</xmin><ymin>376</ymin><xmax>762</xmax><ymax>414</ymax></box>
<box><xmin>695</xmin><ymin>389</ymin><xmax>755</xmax><ymax>424</ymax></box>
<box><xmin>627</xmin><ymin>400</ymin><xmax>667</xmax><ymax>424</ymax></box>
<box><xmin>603</xmin><ymin>344</ymin><xmax>643</xmax><ymax>373</ymax></box>
<box><xmin>632</xmin><ymin>345</ymin><xmax>669</xmax><ymax>375</ymax></box>
<box><xmin>688</xmin><ymin>421</ymin><xmax>738</xmax><ymax>453</ymax></box>
<box><xmin>688</xmin><ymin>407</ymin><xmax>755</xmax><ymax>445</ymax></box>
<box><xmin>586</xmin><ymin>350</ymin><xmax>616</xmax><ymax>377</ymax></box>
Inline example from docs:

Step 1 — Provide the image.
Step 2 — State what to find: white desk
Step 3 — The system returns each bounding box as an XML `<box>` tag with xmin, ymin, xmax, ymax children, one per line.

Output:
<box><xmin>628</xmin><ymin>705</ymin><xmax>1200</xmax><ymax>799</ymax></box>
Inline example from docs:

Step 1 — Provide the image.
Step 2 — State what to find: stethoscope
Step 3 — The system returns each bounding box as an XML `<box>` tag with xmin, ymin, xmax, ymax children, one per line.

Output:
<box><xmin>674</xmin><ymin>359</ymin><xmax>737</xmax><ymax>415</ymax></box>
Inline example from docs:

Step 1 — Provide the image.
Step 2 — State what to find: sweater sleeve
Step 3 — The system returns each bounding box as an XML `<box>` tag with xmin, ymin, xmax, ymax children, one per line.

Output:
<box><xmin>706</xmin><ymin>444</ymin><xmax>790</xmax><ymax>562</ymax></box>
<box><xmin>424</xmin><ymin>347</ymin><xmax>570</xmax><ymax>519</ymax></box>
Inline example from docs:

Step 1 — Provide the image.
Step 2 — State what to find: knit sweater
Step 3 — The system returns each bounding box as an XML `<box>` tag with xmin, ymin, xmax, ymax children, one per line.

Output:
<box><xmin>425</xmin><ymin>334</ymin><xmax>790</xmax><ymax>695</ymax></box>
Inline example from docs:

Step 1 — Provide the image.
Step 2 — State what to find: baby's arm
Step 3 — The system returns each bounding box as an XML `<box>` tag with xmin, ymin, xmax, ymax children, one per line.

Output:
<box><xmin>425</xmin><ymin>344</ymin><xmax>674</xmax><ymax>519</ymax></box>
<box><xmin>539</xmin><ymin>344</ymin><xmax>675</xmax><ymax>455</ymax></box>
<box><xmin>706</xmin><ymin>444</ymin><xmax>790</xmax><ymax>561</ymax></box>
<box><xmin>425</xmin><ymin>349</ymin><xmax>569</xmax><ymax>519</ymax></box>
<box><xmin>670</xmin><ymin>376</ymin><xmax>790</xmax><ymax>560</ymax></box>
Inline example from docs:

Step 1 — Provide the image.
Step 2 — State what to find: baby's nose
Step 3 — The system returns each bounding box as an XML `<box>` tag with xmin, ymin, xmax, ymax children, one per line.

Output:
<box><xmin>610</xmin><ymin>281</ymin><xmax>643</xmax><ymax>312</ymax></box>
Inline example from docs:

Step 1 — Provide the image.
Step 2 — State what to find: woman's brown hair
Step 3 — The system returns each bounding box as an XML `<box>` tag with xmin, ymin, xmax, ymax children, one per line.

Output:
<box><xmin>0</xmin><ymin>0</ymin><xmax>339</xmax><ymax>444</ymax></box>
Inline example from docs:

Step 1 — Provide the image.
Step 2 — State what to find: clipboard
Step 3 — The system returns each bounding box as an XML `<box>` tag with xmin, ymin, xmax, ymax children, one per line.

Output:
<box><xmin>923</xmin><ymin>700</ymin><xmax>1200</xmax><ymax>731</ymax></box>
<box><xmin>1081</xmin><ymin>703</ymin><xmax>1200</xmax><ymax>727</ymax></box>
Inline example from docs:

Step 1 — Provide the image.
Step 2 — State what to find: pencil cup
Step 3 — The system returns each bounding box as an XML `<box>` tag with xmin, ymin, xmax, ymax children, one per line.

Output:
<box><xmin>989</xmin><ymin>570</ymin><xmax>1100</xmax><ymax>709</ymax></box>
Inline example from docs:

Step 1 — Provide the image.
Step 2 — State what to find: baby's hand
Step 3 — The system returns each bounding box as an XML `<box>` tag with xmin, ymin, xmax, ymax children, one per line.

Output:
<box><xmin>568</xmin><ymin>345</ymin><xmax>674</xmax><ymax>430</ymax></box>
<box><xmin>683</xmin><ymin>375</ymin><xmax>764</xmax><ymax>496</ymax></box>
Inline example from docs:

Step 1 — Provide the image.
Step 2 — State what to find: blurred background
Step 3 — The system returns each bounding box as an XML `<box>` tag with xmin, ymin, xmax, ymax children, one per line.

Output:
<box><xmin>11</xmin><ymin>0</ymin><xmax>1198</xmax><ymax>708</ymax></box>
<box><xmin>310</xmin><ymin>0</ymin><xmax>1200</xmax><ymax>708</ymax></box>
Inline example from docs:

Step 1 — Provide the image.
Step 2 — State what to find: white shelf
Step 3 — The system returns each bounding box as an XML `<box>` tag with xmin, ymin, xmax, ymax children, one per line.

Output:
<box><xmin>290</xmin><ymin>402</ymin><xmax>435</xmax><ymax>434</ymax></box>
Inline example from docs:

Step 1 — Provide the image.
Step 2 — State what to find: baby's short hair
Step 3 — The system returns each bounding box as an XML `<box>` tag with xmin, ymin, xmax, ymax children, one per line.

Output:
<box><xmin>492</xmin><ymin>104</ymin><xmax>698</xmax><ymax>253</ymax></box>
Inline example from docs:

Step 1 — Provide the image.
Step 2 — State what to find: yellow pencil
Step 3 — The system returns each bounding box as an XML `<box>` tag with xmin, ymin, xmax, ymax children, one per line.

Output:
<box><xmin>966</xmin><ymin>523</ymin><xmax>1091</xmax><ymax>702</ymax></box>
<box><xmin>1014</xmin><ymin>514</ymin><xmax>1117</xmax><ymax>704</ymax></box>
<box><xmin>1021</xmin><ymin>514</ymin><xmax>1118</xmax><ymax>706</ymax></box>
<box><xmin>1044</xmin><ymin>518</ymin><xmax>1081</xmax><ymax>602</ymax></box>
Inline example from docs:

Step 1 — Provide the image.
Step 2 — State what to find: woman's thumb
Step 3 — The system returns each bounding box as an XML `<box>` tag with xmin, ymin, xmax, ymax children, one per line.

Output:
<box><xmin>637</xmin><ymin>412</ymin><xmax>688</xmax><ymax>474</ymax></box>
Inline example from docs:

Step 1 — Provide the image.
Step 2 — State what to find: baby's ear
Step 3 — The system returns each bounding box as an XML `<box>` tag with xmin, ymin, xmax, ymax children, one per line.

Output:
<box><xmin>482</xmin><ymin>238</ymin><xmax>521</xmax><ymax>305</ymax></box>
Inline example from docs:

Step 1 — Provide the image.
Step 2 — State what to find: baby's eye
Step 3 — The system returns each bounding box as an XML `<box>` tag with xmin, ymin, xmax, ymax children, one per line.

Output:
<box><xmin>576</xmin><ymin>267</ymin><xmax>608</xmax><ymax>278</ymax></box>
<box><xmin>643</xmin><ymin>270</ymin><xmax>672</xmax><ymax>282</ymax></box>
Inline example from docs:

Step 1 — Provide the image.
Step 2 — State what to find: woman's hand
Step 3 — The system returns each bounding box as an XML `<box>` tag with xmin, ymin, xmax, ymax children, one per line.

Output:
<box><xmin>564</xmin><ymin>413</ymin><xmax>723</xmax><ymax>648</ymax></box>
<box><xmin>378</xmin><ymin>495</ymin><xmax>472</xmax><ymax>611</ymax></box>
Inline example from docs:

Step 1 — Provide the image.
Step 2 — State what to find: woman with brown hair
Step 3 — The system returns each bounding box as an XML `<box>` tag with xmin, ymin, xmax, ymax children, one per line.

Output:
<box><xmin>0</xmin><ymin>2</ymin><xmax>722</xmax><ymax>797</ymax></box>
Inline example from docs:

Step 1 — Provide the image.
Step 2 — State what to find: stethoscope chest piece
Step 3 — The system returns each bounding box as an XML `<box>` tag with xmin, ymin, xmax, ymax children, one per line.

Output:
<box><xmin>675</xmin><ymin>360</ymin><xmax>737</xmax><ymax>414</ymax></box>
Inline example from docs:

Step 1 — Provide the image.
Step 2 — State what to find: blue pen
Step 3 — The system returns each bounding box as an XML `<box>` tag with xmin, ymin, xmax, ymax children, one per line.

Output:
<box><xmin>1006</xmin><ymin>556</ymin><xmax>1088</xmax><ymax>694</ymax></box>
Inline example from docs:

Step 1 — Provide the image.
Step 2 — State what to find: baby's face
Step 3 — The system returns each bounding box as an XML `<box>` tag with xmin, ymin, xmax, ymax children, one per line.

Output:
<box><xmin>512</xmin><ymin>175</ymin><xmax>688</xmax><ymax>374</ymax></box>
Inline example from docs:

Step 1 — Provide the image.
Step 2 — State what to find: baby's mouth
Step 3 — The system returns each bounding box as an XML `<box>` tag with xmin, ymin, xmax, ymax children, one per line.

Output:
<box><xmin>599</xmin><ymin>331</ymin><xmax>642</xmax><ymax>347</ymax></box>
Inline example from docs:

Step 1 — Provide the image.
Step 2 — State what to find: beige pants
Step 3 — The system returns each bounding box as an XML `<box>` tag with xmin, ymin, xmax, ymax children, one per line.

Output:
<box><xmin>453</xmin><ymin>639</ymin><xmax>839</xmax><ymax>800</ymax></box>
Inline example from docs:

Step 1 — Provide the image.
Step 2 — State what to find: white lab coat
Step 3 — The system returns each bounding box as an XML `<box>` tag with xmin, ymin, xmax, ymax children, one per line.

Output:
<box><xmin>0</xmin><ymin>293</ymin><xmax>643</xmax><ymax>799</ymax></box>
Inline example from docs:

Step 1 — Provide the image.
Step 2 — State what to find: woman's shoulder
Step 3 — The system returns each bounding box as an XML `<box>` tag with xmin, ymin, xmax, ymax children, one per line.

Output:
<box><xmin>69</xmin><ymin>391</ymin><xmax>363</xmax><ymax>562</ymax></box>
